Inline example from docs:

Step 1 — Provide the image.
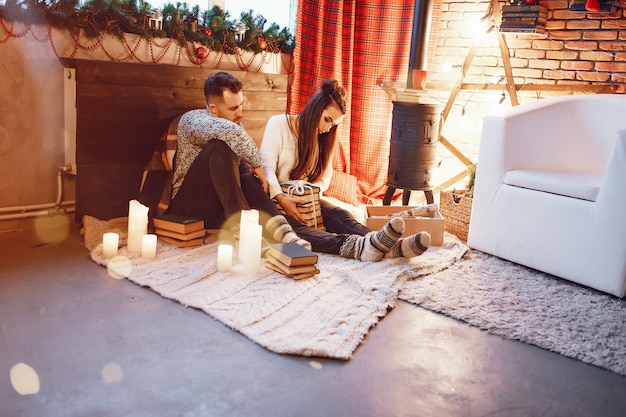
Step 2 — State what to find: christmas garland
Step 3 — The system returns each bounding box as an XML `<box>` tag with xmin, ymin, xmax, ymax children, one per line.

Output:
<box><xmin>0</xmin><ymin>0</ymin><xmax>294</xmax><ymax>54</ymax></box>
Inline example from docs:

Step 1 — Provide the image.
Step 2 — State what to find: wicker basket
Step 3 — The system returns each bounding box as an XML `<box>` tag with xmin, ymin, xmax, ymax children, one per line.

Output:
<box><xmin>439</xmin><ymin>190</ymin><xmax>473</xmax><ymax>241</ymax></box>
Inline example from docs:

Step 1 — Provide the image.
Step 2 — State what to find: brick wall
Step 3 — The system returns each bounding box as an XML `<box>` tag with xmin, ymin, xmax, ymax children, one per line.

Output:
<box><xmin>416</xmin><ymin>0</ymin><xmax>625</xmax><ymax>197</ymax></box>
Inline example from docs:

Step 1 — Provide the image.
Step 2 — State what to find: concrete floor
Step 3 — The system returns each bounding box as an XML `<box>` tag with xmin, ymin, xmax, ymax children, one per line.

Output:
<box><xmin>2</xmin><ymin>223</ymin><xmax>626</xmax><ymax>417</ymax></box>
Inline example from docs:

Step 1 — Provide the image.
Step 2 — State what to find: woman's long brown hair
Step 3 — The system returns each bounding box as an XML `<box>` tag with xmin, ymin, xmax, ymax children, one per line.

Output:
<box><xmin>289</xmin><ymin>79</ymin><xmax>347</xmax><ymax>183</ymax></box>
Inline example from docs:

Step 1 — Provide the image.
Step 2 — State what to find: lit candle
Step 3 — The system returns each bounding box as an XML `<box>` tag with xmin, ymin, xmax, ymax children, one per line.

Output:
<box><xmin>217</xmin><ymin>244</ymin><xmax>233</xmax><ymax>272</ymax></box>
<box><xmin>240</xmin><ymin>208</ymin><xmax>259</xmax><ymax>227</ymax></box>
<box><xmin>127</xmin><ymin>199</ymin><xmax>148</xmax><ymax>254</ymax></box>
<box><xmin>102</xmin><ymin>232</ymin><xmax>119</xmax><ymax>258</ymax></box>
<box><xmin>238</xmin><ymin>209</ymin><xmax>262</xmax><ymax>274</ymax></box>
<box><xmin>141</xmin><ymin>234</ymin><xmax>157</xmax><ymax>260</ymax></box>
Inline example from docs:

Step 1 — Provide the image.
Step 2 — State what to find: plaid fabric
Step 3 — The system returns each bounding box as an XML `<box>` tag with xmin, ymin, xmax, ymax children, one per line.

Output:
<box><xmin>327</xmin><ymin>170</ymin><xmax>359</xmax><ymax>206</ymax></box>
<box><xmin>290</xmin><ymin>0</ymin><xmax>416</xmax><ymax>204</ymax></box>
<box><xmin>139</xmin><ymin>115</ymin><xmax>181</xmax><ymax>217</ymax></box>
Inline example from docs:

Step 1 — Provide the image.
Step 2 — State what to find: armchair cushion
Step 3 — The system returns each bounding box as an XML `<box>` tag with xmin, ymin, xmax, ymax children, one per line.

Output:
<box><xmin>504</xmin><ymin>170</ymin><xmax>603</xmax><ymax>201</ymax></box>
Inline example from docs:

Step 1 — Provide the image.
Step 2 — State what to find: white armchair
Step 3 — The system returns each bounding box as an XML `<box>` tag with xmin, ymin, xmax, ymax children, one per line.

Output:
<box><xmin>467</xmin><ymin>94</ymin><xmax>626</xmax><ymax>297</ymax></box>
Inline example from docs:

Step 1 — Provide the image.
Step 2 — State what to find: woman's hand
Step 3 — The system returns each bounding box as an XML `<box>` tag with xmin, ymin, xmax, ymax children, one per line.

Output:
<box><xmin>276</xmin><ymin>194</ymin><xmax>307</xmax><ymax>224</ymax></box>
<box><xmin>251</xmin><ymin>165</ymin><xmax>269</xmax><ymax>193</ymax></box>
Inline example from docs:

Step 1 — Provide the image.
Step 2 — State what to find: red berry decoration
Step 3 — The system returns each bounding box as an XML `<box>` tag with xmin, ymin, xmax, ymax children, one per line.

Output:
<box><xmin>258</xmin><ymin>36</ymin><xmax>267</xmax><ymax>50</ymax></box>
<box><xmin>585</xmin><ymin>0</ymin><xmax>601</xmax><ymax>11</ymax></box>
<box><xmin>200</xmin><ymin>27</ymin><xmax>212</xmax><ymax>36</ymax></box>
<box><xmin>194</xmin><ymin>46</ymin><xmax>208</xmax><ymax>60</ymax></box>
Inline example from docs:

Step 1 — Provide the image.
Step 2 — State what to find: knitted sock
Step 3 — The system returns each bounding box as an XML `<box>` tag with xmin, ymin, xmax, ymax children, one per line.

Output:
<box><xmin>387</xmin><ymin>232</ymin><xmax>431</xmax><ymax>258</ymax></box>
<box><xmin>339</xmin><ymin>217</ymin><xmax>405</xmax><ymax>262</ymax></box>
<box><xmin>265</xmin><ymin>215</ymin><xmax>312</xmax><ymax>250</ymax></box>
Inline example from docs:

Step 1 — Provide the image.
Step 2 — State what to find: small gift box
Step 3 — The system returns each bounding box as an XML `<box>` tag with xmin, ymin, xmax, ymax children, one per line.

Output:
<box><xmin>276</xmin><ymin>181</ymin><xmax>325</xmax><ymax>230</ymax></box>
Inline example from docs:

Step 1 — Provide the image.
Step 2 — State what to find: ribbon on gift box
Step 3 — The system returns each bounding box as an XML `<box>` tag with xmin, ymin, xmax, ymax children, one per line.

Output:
<box><xmin>284</xmin><ymin>180</ymin><xmax>321</xmax><ymax>229</ymax></box>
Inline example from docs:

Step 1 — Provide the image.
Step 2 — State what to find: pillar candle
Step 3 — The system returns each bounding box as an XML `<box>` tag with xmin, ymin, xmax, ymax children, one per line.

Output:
<box><xmin>240</xmin><ymin>224</ymin><xmax>262</xmax><ymax>274</ymax></box>
<box><xmin>217</xmin><ymin>244</ymin><xmax>233</xmax><ymax>272</ymax></box>
<box><xmin>141</xmin><ymin>234</ymin><xmax>157</xmax><ymax>260</ymax></box>
<box><xmin>127</xmin><ymin>199</ymin><xmax>148</xmax><ymax>254</ymax></box>
<box><xmin>238</xmin><ymin>209</ymin><xmax>262</xmax><ymax>274</ymax></box>
<box><xmin>102</xmin><ymin>232</ymin><xmax>119</xmax><ymax>258</ymax></box>
<box><xmin>240</xmin><ymin>208</ymin><xmax>259</xmax><ymax>226</ymax></box>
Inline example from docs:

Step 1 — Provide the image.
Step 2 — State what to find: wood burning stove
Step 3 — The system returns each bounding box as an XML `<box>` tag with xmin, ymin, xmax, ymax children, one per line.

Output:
<box><xmin>382</xmin><ymin>101</ymin><xmax>442</xmax><ymax>205</ymax></box>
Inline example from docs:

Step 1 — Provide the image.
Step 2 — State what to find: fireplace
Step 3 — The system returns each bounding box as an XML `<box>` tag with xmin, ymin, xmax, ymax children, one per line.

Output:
<box><xmin>382</xmin><ymin>101</ymin><xmax>442</xmax><ymax>205</ymax></box>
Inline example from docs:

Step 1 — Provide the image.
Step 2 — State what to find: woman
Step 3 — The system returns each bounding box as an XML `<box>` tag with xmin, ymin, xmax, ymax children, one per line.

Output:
<box><xmin>260</xmin><ymin>79</ymin><xmax>431</xmax><ymax>262</ymax></box>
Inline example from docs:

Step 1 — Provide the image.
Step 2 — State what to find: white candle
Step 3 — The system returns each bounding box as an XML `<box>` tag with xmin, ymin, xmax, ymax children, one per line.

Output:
<box><xmin>141</xmin><ymin>234</ymin><xmax>157</xmax><ymax>260</ymax></box>
<box><xmin>238</xmin><ymin>209</ymin><xmax>262</xmax><ymax>274</ymax></box>
<box><xmin>217</xmin><ymin>244</ymin><xmax>233</xmax><ymax>272</ymax></box>
<box><xmin>127</xmin><ymin>199</ymin><xmax>148</xmax><ymax>254</ymax></box>
<box><xmin>240</xmin><ymin>208</ymin><xmax>259</xmax><ymax>226</ymax></box>
<box><xmin>102</xmin><ymin>232</ymin><xmax>119</xmax><ymax>258</ymax></box>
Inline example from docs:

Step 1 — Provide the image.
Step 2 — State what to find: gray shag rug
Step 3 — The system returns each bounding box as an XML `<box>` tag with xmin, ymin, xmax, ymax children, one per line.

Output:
<box><xmin>399</xmin><ymin>249</ymin><xmax>626</xmax><ymax>376</ymax></box>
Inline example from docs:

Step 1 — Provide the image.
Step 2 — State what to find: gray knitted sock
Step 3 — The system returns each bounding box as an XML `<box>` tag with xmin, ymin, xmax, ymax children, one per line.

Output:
<box><xmin>265</xmin><ymin>215</ymin><xmax>312</xmax><ymax>250</ymax></box>
<box><xmin>387</xmin><ymin>232</ymin><xmax>431</xmax><ymax>258</ymax></box>
<box><xmin>339</xmin><ymin>217</ymin><xmax>405</xmax><ymax>262</ymax></box>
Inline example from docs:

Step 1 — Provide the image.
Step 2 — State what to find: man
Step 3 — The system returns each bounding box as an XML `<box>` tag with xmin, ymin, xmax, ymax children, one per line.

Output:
<box><xmin>165</xmin><ymin>72</ymin><xmax>309</xmax><ymax>248</ymax></box>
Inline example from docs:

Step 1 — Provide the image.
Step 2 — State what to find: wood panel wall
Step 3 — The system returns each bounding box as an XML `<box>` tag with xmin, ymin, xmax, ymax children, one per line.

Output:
<box><xmin>61</xmin><ymin>59</ymin><xmax>288</xmax><ymax>222</ymax></box>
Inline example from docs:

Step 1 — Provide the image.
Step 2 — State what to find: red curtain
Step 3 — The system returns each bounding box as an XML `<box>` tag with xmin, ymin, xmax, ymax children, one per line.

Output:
<box><xmin>289</xmin><ymin>0</ymin><xmax>416</xmax><ymax>204</ymax></box>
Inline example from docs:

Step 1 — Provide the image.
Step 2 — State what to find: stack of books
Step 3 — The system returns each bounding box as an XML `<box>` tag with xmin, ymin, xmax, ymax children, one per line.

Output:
<box><xmin>569</xmin><ymin>0</ymin><xmax>618</xmax><ymax>13</ymax></box>
<box><xmin>276</xmin><ymin>181</ymin><xmax>325</xmax><ymax>230</ymax></box>
<box><xmin>500</xmin><ymin>4</ymin><xmax>547</xmax><ymax>34</ymax></box>
<box><xmin>153</xmin><ymin>214</ymin><xmax>205</xmax><ymax>248</ymax></box>
<box><xmin>265</xmin><ymin>242</ymin><xmax>320</xmax><ymax>280</ymax></box>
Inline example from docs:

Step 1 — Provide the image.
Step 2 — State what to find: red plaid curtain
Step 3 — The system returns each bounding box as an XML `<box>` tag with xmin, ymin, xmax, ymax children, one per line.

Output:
<box><xmin>289</xmin><ymin>0</ymin><xmax>416</xmax><ymax>204</ymax></box>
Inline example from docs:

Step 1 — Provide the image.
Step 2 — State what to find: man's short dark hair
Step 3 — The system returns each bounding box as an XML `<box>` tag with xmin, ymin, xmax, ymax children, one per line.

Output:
<box><xmin>204</xmin><ymin>72</ymin><xmax>243</xmax><ymax>101</ymax></box>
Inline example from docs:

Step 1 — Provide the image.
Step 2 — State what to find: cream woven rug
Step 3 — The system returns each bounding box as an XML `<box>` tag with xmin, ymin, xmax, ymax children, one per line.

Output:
<box><xmin>84</xmin><ymin>216</ymin><xmax>469</xmax><ymax>360</ymax></box>
<box><xmin>399</xmin><ymin>250</ymin><xmax>626</xmax><ymax>376</ymax></box>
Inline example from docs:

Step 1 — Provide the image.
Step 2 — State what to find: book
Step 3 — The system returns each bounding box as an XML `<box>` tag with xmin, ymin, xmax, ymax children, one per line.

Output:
<box><xmin>500</xmin><ymin>24</ymin><xmax>545</xmax><ymax>30</ymax></box>
<box><xmin>501</xmin><ymin>20</ymin><xmax>546</xmax><ymax>26</ymax></box>
<box><xmin>569</xmin><ymin>0</ymin><xmax>617</xmax><ymax>13</ymax></box>
<box><xmin>265</xmin><ymin>259</ymin><xmax>320</xmax><ymax>279</ymax></box>
<box><xmin>499</xmin><ymin>27</ymin><xmax>546</xmax><ymax>34</ymax></box>
<box><xmin>501</xmin><ymin>4</ymin><xmax>547</xmax><ymax>14</ymax></box>
<box><xmin>267</xmin><ymin>242</ymin><xmax>318</xmax><ymax>267</ymax></box>
<box><xmin>299</xmin><ymin>209</ymin><xmax>323</xmax><ymax>221</ymax></box>
<box><xmin>500</xmin><ymin>22</ymin><xmax>545</xmax><ymax>28</ymax></box>
<box><xmin>295</xmin><ymin>200</ymin><xmax>322</xmax><ymax>214</ymax></box>
<box><xmin>153</xmin><ymin>214</ymin><xmax>204</xmax><ymax>234</ymax></box>
<box><xmin>501</xmin><ymin>14</ymin><xmax>547</xmax><ymax>22</ymax></box>
<box><xmin>501</xmin><ymin>11</ymin><xmax>547</xmax><ymax>19</ymax></box>
<box><xmin>266</xmin><ymin>253</ymin><xmax>319</xmax><ymax>275</ymax></box>
<box><xmin>158</xmin><ymin>235</ymin><xmax>204</xmax><ymax>248</ymax></box>
<box><xmin>275</xmin><ymin>196</ymin><xmax>325</xmax><ymax>230</ymax></box>
<box><xmin>302</xmin><ymin>217</ymin><xmax>325</xmax><ymax>229</ymax></box>
<box><xmin>155</xmin><ymin>227</ymin><xmax>206</xmax><ymax>241</ymax></box>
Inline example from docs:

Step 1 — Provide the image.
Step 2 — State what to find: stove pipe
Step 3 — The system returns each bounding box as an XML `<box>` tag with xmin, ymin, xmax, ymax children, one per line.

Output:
<box><xmin>408</xmin><ymin>0</ymin><xmax>435</xmax><ymax>89</ymax></box>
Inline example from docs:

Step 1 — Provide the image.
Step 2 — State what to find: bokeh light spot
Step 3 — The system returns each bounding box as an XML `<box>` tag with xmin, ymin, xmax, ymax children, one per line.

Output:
<box><xmin>34</xmin><ymin>213</ymin><xmax>70</xmax><ymax>244</ymax></box>
<box><xmin>10</xmin><ymin>362</ymin><xmax>40</xmax><ymax>395</ymax></box>
<box><xmin>107</xmin><ymin>256</ymin><xmax>132</xmax><ymax>279</ymax></box>
<box><xmin>101</xmin><ymin>362</ymin><xmax>124</xmax><ymax>384</ymax></box>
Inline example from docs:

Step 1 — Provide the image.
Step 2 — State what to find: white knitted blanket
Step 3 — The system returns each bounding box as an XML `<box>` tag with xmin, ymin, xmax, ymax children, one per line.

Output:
<box><xmin>84</xmin><ymin>215</ymin><xmax>468</xmax><ymax>360</ymax></box>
